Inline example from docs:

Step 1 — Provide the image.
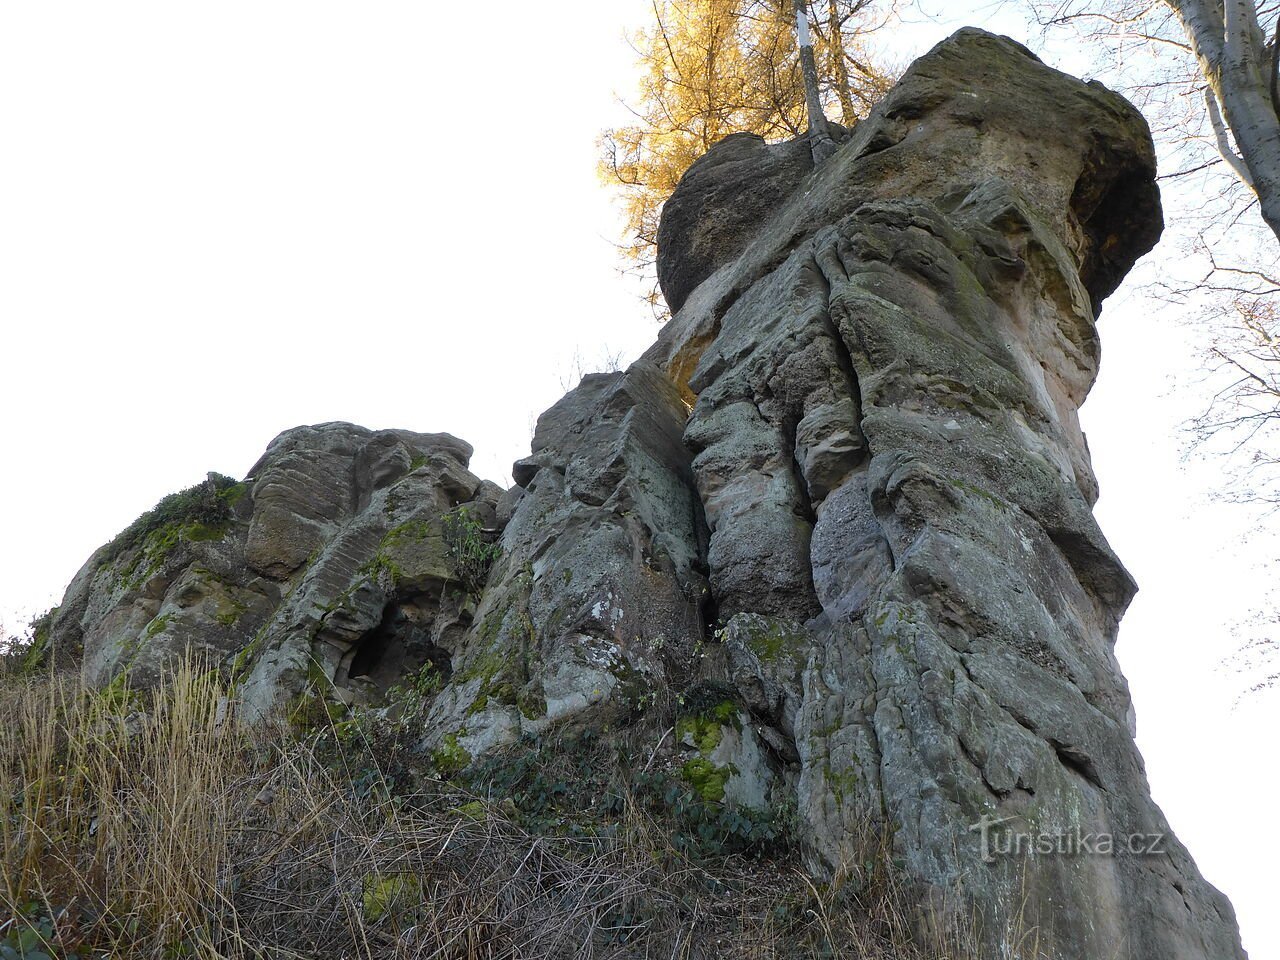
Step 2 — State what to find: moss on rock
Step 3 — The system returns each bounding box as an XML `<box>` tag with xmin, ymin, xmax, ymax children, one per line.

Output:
<box><xmin>431</xmin><ymin>732</ymin><xmax>471</xmax><ymax>777</ymax></box>
<box><xmin>681</xmin><ymin>756</ymin><xmax>731</xmax><ymax>803</ymax></box>
<box><xmin>100</xmin><ymin>473</ymin><xmax>241</xmax><ymax>570</ymax></box>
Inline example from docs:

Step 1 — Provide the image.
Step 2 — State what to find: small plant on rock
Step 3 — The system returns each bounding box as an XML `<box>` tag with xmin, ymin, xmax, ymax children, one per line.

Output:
<box><xmin>442</xmin><ymin>506</ymin><xmax>500</xmax><ymax>597</ymax></box>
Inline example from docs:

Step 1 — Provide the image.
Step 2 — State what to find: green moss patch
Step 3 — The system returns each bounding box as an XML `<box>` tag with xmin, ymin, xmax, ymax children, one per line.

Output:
<box><xmin>738</xmin><ymin>617</ymin><xmax>808</xmax><ymax>665</ymax></box>
<box><xmin>676</xmin><ymin>704</ymin><xmax>739</xmax><ymax>755</ymax></box>
<box><xmin>100</xmin><ymin>473</ymin><xmax>241</xmax><ymax>569</ymax></box>
<box><xmin>431</xmin><ymin>733</ymin><xmax>471</xmax><ymax>777</ymax></box>
<box><xmin>680</xmin><ymin>756</ymin><xmax>731</xmax><ymax>803</ymax></box>
<box><xmin>143</xmin><ymin>614</ymin><xmax>171</xmax><ymax>640</ymax></box>
<box><xmin>361</xmin><ymin>872</ymin><xmax>422</xmax><ymax>922</ymax></box>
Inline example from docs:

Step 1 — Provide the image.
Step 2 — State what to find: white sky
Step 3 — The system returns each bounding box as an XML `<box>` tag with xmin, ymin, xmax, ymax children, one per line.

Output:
<box><xmin>0</xmin><ymin>2</ymin><xmax>1274</xmax><ymax>955</ymax></box>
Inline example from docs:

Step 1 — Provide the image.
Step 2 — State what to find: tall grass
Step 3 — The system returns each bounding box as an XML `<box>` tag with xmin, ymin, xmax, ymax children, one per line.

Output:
<box><xmin>1</xmin><ymin>662</ymin><xmax>245</xmax><ymax>955</ymax></box>
<box><xmin>0</xmin><ymin>660</ymin><xmax>1008</xmax><ymax>959</ymax></box>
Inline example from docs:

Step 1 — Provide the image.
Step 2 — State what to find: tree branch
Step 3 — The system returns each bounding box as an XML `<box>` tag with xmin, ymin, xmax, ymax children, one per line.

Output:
<box><xmin>1272</xmin><ymin>13</ymin><xmax>1280</xmax><ymax>118</ymax></box>
<box><xmin>1205</xmin><ymin>86</ymin><xmax>1256</xmax><ymax>186</ymax></box>
<box><xmin>1157</xmin><ymin>157</ymin><xmax>1225</xmax><ymax>179</ymax></box>
<box><xmin>1210</xmin><ymin>346</ymin><xmax>1276</xmax><ymax>394</ymax></box>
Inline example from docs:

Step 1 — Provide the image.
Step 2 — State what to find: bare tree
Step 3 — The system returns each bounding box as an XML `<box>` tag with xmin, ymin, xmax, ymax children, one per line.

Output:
<box><xmin>1037</xmin><ymin>1</ymin><xmax>1280</xmax><ymax>238</ymax></box>
<box><xmin>1033</xmin><ymin>1</ymin><xmax>1280</xmax><ymax>498</ymax></box>
<box><xmin>1228</xmin><ymin>603</ymin><xmax>1280</xmax><ymax>693</ymax></box>
<box><xmin>1169</xmin><ymin>0</ymin><xmax>1280</xmax><ymax>241</ymax></box>
<box><xmin>1026</xmin><ymin>1</ymin><xmax>1280</xmax><ymax>693</ymax></box>
<box><xmin>1186</xmin><ymin>265</ymin><xmax>1280</xmax><ymax>505</ymax></box>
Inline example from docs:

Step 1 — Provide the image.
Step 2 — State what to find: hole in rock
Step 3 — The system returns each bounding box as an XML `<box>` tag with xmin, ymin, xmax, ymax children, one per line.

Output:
<box><xmin>337</xmin><ymin>598</ymin><xmax>452</xmax><ymax>697</ymax></box>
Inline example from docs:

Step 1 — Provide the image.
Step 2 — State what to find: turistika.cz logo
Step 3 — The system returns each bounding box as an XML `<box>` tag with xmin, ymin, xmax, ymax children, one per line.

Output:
<box><xmin>968</xmin><ymin>815</ymin><xmax>1167</xmax><ymax>864</ymax></box>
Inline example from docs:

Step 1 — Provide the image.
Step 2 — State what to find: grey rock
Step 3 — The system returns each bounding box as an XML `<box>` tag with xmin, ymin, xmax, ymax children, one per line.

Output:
<box><xmin>46</xmin><ymin>422</ymin><xmax>496</xmax><ymax>720</ymax></box>
<box><xmin>719</xmin><ymin>613</ymin><xmax>809</xmax><ymax>742</ymax></box>
<box><xmin>418</xmin><ymin>360</ymin><xmax>710</xmax><ymax>762</ymax></box>
<box><xmin>39</xmin><ymin>27</ymin><xmax>1243</xmax><ymax>960</ymax></box>
<box><xmin>676</xmin><ymin>705</ymin><xmax>780</xmax><ymax>811</ymax></box>
<box><xmin>647</xmin><ymin>26</ymin><xmax>1239</xmax><ymax>960</ymax></box>
<box><xmin>656</xmin><ymin>131</ymin><xmax>814</xmax><ymax>316</ymax></box>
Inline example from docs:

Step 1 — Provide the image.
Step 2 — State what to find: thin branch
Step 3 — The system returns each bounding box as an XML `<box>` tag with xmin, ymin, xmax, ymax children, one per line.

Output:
<box><xmin>1158</xmin><ymin>157</ymin><xmax>1225</xmax><ymax>178</ymax></box>
<box><xmin>1203</xmin><ymin>244</ymin><xmax>1280</xmax><ymax>288</ymax></box>
<box><xmin>1210</xmin><ymin>346</ymin><xmax>1276</xmax><ymax>393</ymax></box>
<box><xmin>1205</xmin><ymin>86</ymin><xmax>1256</xmax><ymax>186</ymax></box>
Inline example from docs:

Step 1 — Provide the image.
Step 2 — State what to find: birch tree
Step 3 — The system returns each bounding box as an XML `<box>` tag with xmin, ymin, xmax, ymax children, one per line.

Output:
<box><xmin>1034</xmin><ymin>2</ymin><xmax>1280</xmax><ymax>238</ymax></box>
<box><xmin>1160</xmin><ymin>0</ymin><xmax>1280</xmax><ymax>239</ymax></box>
<box><xmin>795</xmin><ymin>0</ymin><xmax>841</xmax><ymax>161</ymax></box>
<box><xmin>1032</xmin><ymin>0</ymin><xmax>1280</xmax><ymax>690</ymax></box>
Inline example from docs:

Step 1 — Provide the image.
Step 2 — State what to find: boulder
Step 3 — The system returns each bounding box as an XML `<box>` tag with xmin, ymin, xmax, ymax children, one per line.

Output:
<box><xmin>420</xmin><ymin>361</ymin><xmax>711</xmax><ymax>763</ymax></box>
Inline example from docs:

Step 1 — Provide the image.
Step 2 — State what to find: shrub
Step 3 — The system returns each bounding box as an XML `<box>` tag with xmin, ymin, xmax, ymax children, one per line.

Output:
<box><xmin>0</xmin><ymin>609</ymin><xmax>57</xmax><ymax>677</ymax></box>
<box><xmin>442</xmin><ymin>506</ymin><xmax>500</xmax><ymax>596</ymax></box>
<box><xmin>98</xmin><ymin>473</ymin><xmax>243</xmax><ymax>568</ymax></box>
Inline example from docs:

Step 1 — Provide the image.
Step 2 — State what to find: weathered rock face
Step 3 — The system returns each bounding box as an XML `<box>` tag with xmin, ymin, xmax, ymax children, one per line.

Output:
<box><xmin>45</xmin><ymin>422</ymin><xmax>504</xmax><ymax>717</ymax></box>
<box><xmin>645</xmin><ymin>27</ymin><xmax>1240</xmax><ymax>960</ymax></box>
<box><xmin>42</xmin><ymin>27</ymin><xmax>1244</xmax><ymax>960</ymax></box>
<box><xmin>417</xmin><ymin>361</ymin><xmax>714</xmax><ymax>764</ymax></box>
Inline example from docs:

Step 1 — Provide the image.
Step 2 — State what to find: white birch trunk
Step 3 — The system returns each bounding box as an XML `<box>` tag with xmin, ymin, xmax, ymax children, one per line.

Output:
<box><xmin>1167</xmin><ymin>0</ymin><xmax>1280</xmax><ymax>243</ymax></box>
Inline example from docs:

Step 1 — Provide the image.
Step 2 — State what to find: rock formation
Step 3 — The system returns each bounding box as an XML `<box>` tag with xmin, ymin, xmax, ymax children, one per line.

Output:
<box><xmin>45</xmin><ymin>423</ymin><xmax>504</xmax><ymax>718</ymax></box>
<box><xmin>41</xmin><ymin>29</ymin><xmax>1244</xmax><ymax>960</ymax></box>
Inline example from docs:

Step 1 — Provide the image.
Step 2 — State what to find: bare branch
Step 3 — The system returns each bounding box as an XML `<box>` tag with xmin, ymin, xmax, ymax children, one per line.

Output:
<box><xmin>1204</xmin><ymin>86</ymin><xmax>1257</xmax><ymax>186</ymax></box>
<box><xmin>1158</xmin><ymin>156</ymin><xmax>1226</xmax><ymax>178</ymax></box>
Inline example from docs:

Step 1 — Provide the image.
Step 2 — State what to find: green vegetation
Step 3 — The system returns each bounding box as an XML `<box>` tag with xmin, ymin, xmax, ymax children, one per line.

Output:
<box><xmin>0</xmin><ymin>608</ymin><xmax>58</xmax><ymax>676</ymax></box>
<box><xmin>680</xmin><ymin>755</ymin><xmax>731</xmax><ymax>803</ymax></box>
<box><xmin>516</xmin><ymin>679</ymin><xmax>548</xmax><ymax>720</ymax></box>
<box><xmin>99</xmin><ymin>474</ymin><xmax>244</xmax><ymax>569</ymax></box>
<box><xmin>143</xmin><ymin>614</ymin><xmax>171</xmax><ymax>640</ymax></box>
<box><xmin>466</xmin><ymin>677</ymin><xmax>516</xmax><ymax>717</ymax></box>
<box><xmin>385</xmin><ymin>660</ymin><xmax>443</xmax><ymax>724</ymax></box>
<box><xmin>361</xmin><ymin>517</ymin><xmax>454</xmax><ymax>589</ymax></box>
<box><xmin>381</xmin><ymin>518</ymin><xmax>433</xmax><ymax>549</ymax></box>
<box><xmin>429</xmin><ymin>732</ymin><xmax>471</xmax><ymax>777</ymax></box>
<box><xmin>453</xmin><ymin>631</ymin><xmax>529</xmax><ymax>721</ymax></box>
<box><xmin>213</xmin><ymin>599</ymin><xmax>248</xmax><ymax>627</ymax></box>
<box><xmin>0</xmin><ymin>659</ymin><xmax>993</xmax><ymax>959</ymax></box>
<box><xmin>673</xmin><ymin>701</ymin><xmax>743</xmax><ymax>804</ymax></box>
<box><xmin>442</xmin><ymin>506</ymin><xmax>500</xmax><ymax>596</ymax></box>
<box><xmin>728</xmin><ymin>615</ymin><xmax>808</xmax><ymax>665</ymax></box>
<box><xmin>460</xmin><ymin>727</ymin><xmax>788</xmax><ymax>859</ymax></box>
<box><xmin>360</xmin><ymin>873</ymin><xmax>422</xmax><ymax>923</ymax></box>
<box><xmin>359</xmin><ymin>550</ymin><xmax>404</xmax><ymax>587</ymax></box>
<box><xmin>948</xmin><ymin>475</ymin><xmax>1005</xmax><ymax>508</ymax></box>
<box><xmin>101</xmin><ymin>475</ymin><xmax>249</xmax><ymax>594</ymax></box>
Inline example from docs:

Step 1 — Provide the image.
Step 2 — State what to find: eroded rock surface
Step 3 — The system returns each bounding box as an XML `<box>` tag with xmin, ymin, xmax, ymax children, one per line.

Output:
<box><xmin>646</xmin><ymin>27</ymin><xmax>1240</xmax><ymax>960</ymax></box>
<box><xmin>45</xmin><ymin>423</ymin><xmax>503</xmax><ymax>718</ymax></box>
<box><xmin>41</xmin><ymin>28</ymin><xmax>1244</xmax><ymax>960</ymax></box>
<box><xmin>417</xmin><ymin>361</ymin><xmax>713</xmax><ymax>765</ymax></box>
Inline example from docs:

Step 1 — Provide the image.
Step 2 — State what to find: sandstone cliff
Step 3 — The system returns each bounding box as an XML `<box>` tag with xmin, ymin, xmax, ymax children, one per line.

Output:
<box><xmin>39</xmin><ymin>29</ymin><xmax>1244</xmax><ymax>960</ymax></box>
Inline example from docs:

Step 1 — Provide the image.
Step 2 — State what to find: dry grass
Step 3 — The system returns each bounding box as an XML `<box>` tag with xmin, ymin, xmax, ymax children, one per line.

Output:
<box><xmin>1</xmin><ymin>660</ymin><xmax>996</xmax><ymax>959</ymax></box>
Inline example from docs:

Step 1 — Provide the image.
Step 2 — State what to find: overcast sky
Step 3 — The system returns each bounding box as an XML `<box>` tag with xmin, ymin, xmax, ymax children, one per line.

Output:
<box><xmin>1</xmin><ymin>2</ymin><xmax>1275</xmax><ymax>954</ymax></box>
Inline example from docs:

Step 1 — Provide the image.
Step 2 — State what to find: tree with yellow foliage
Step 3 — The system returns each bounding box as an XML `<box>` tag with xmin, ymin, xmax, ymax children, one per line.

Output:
<box><xmin>599</xmin><ymin>0</ymin><xmax>894</xmax><ymax>307</ymax></box>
